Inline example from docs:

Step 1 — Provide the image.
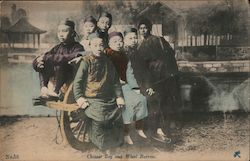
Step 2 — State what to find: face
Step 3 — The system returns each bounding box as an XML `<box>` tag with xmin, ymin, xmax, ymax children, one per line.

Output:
<box><xmin>57</xmin><ymin>24</ymin><xmax>73</xmax><ymax>43</ymax></box>
<box><xmin>139</xmin><ymin>24</ymin><xmax>150</xmax><ymax>38</ymax></box>
<box><xmin>124</xmin><ymin>32</ymin><xmax>138</xmax><ymax>48</ymax></box>
<box><xmin>81</xmin><ymin>21</ymin><xmax>96</xmax><ymax>36</ymax></box>
<box><xmin>109</xmin><ymin>36</ymin><xmax>123</xmax><ymax>51</ymax></box>
<box><xmin>90</xmin><ymin>38</ymin><xmax>104</xmax><ymax>57</ymax></box>
<box><xmin>97</xmin><ymin>17</ymin><xmax>111</xmax><ymax>32</ymax></box>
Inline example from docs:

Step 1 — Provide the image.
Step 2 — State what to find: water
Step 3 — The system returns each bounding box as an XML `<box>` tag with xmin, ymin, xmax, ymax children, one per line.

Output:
<box><xmin>180</xmin><ymin>74</ymin><xmax>249</xmax><ymax>112</ymax></box>
<box><xmin>208</xmin><ymin>78</ymin><xmax>250</xmax><ymax>112</ymax></box>
<box><xmin>0</xmin><ymin>62</ymin><xmax>56</xmax><ymax>116</ymax></box>
<box><xmin>0</xmin><ymin>61</ymin><xmax>249</xmax><ymax>116</ymax></box>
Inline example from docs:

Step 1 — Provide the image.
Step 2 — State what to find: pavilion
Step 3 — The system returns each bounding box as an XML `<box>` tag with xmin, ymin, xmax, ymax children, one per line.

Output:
<box><xmin>4</xmin><ymin>17</ymin><xmax>46</xmax><ymax>48</ymax></box>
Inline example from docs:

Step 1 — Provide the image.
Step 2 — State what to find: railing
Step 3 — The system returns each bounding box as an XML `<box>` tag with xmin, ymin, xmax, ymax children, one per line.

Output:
<box><xmin>176</xmin><ymin>46</ymin><xmax>250</xmax><ymax>61</ymax></box>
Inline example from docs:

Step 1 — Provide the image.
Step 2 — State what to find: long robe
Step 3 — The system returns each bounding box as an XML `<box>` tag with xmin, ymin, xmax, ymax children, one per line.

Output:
<box><xmin>138</xmin><ymin>35</ymin><xmax>181</xmax><ymax>122</ymax></box>
<box><xmin>106</xmin><ymin>48</ymin><xmax>148</xmax><ymax>124</ymax></box>
<box><xmin>33</xmin><ymin>41</ymin><xmax>84</xmax><ymax>91</ymax></box>
<box><xmin>73</xmin><ymin>54</ymin><xmax>123</xmax><ymax>150</ymax></box>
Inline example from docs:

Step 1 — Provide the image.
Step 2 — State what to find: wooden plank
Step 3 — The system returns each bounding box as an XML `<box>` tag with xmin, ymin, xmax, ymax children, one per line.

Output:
<box><xmin>46</xmin><ymin>101</ymin><xmax>79</xmax><ymax>112</ymax></box>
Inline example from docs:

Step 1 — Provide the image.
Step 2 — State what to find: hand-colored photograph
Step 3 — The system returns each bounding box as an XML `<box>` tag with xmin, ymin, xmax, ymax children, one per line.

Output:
<box><xmin>0</xmin><ymin>0</ymin><xmax>249</xmax><ymax>161</ymax></box>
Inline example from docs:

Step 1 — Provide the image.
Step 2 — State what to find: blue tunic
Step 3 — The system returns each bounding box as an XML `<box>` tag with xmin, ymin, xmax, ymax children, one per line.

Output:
<box><xmin>122</xmin><ymin>61</ymin><xmax>148</xmax><ymax>124</ymax></box>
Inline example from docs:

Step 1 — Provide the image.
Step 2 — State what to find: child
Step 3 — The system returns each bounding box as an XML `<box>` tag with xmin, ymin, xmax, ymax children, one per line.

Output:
<box><xmin>106</xmin><ymin>31</ymin><xmax>148</xmax><ymax>145</ymax></box>
<box><xmin>97</xmin><ymin>11</ymin><xmax>112</xmax><ymax>48</ymax></box>
<box><xmin>33</xmin><ymin>19</ymin><xmax>84</xmax><ymax>98</ymax></box>
<box><xmin>79</xmin><ymin>16</ymin><xmax>97</xmax><ymax>51</ymax></box>
<box><xmin>73</xmin><ymin>32</ymin><xmax>125</xmax><ymax>151</ymax></box>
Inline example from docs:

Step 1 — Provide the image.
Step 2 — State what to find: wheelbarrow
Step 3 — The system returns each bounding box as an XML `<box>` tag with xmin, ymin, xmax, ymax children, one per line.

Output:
<box><xmin>33</xmin><ymin>83</ymin><xmax>90</xmax><ymax>151</ymax></box>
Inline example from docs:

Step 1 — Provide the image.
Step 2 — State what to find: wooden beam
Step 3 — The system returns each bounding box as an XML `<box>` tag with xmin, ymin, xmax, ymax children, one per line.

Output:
<box><xmin>33</xmin><ymin>34</ymin><xmax>35</xmax><ymax>48</ymax></box>
<box><xmin>38</xmin><ymin>34</ymin><xmax>40</xmax><ymax>48</ymax></box>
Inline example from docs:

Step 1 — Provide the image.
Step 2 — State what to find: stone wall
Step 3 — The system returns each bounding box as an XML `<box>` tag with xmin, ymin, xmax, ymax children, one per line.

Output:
<box><xmin>178</xmin><ymin>60</ymin><xmax>250</xmax><ymax>73</ymax></box>
<box><xmin>176</xmin><ymin>46</ymin><xmax>250</xmax><ymax>61</ymax></box>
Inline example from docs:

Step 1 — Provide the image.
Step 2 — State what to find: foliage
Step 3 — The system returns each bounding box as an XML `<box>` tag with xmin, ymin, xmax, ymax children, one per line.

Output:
<box><xmin>185</xmin><ymin>0</ymin><xmax>248</xmax><ymax>36</ymax></box>
<box><xmin>81</xmin><ymin>1</ymin><xmax>154</xmax><ymax>25</ymax></box>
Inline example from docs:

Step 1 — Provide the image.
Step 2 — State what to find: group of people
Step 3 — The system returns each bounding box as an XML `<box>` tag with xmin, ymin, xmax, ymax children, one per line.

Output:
<box><xmin>33</xmin><ymin>11</ymin><xmax>181</xmax><ymax>151</ymax></box>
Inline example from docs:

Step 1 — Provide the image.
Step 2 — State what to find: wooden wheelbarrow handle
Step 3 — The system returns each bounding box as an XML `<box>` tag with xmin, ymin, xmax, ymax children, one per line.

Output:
<box><xmin>46</xmin><ymin>101</ymin><xmax>79</xmax><ymax>112</ymax></box>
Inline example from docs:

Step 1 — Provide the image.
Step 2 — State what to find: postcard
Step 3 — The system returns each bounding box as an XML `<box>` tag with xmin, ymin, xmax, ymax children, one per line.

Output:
<box><xmin>0</xmin><ymin>0</ymin><xmax>249</xmax><ymax>161</ymax></box>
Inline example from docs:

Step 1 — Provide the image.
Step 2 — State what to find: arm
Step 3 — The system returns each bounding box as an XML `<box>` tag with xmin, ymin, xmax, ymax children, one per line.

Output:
<box><xmin>158</xmin><ymin>37</ymin><xmax>179</xmax><ymax>74</ymax></box>
<box><xmin>73</xmin><ymin>59</ymin><xmax>89</xmax><ymax>102</ymax></box>
<box><xmin>32</xmin><ymin>55</ymin><xmax>43</xmax><ymax>72</ymax></box>
<box><xmin>132</xmin><ymin>55</ymin><xmax>153</xmax><ymax>94</ymax></box>
<box><xmin>32</xmin><ymin>45</ymin><xmax>58</xmax><ymax>72</ymax></box>
<box><xmin>126</xmin><ymin>61</ymin><xmax>139</xmax><ymax>89</ymax></box>
<box><xmin>53</xmin><ymin>44</ymin><xmax>84</xmax><ymax>65</ymax></box>
<box><xmin>113</xmin><ymin>71</ymin><xmax>123</xmax><ymax>99</ymax></box>
<box><xmin>113</xmin><ymin>69</ymin><xmax>125</xmax><ymax>108</ymax></box>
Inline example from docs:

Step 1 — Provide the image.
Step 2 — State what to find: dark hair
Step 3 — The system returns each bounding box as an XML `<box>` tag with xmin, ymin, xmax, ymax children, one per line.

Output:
<box><xmin>88</xmin><ymin>32</ymin><xmax>104</xmax><ymax>40</ymax></box>
<box><xmin>59</xmin><ymin>18</ymin><xmax>75</xmax><ymax>30</ymax></box>
<box><xmin>98</xmin><ymin>12</ymin><xmax>112</xmax><ymax>26</ymax></box>
<box><xmin>124</xmin><ymin>27</ymin><xmax>137</xmax><ymax>37</ymax></box>
<box><xmin>108</xmin><ymin>32</ymin><xmax>123</xmax><ymax>40</ymax></box>
<box><xmin>138</xmin><ymin>18</ymin><xmax>152</xmax><ymax>31</ymax></box>
<box><xmin>83</xmin><ymin>16</ymin><xmax>97</xmax><ymax>26</ymax></box>
<box><xmin>59</xmin><ymin>18</ymin><xmax>77</xmax><ymax>39</ymax></box>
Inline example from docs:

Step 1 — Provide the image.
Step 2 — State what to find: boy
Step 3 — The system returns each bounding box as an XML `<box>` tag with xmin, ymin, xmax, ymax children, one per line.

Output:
<box><xmin>106</xmin><ymin>31</ymin><xmax>148</xmax><ymax>145</ymax></box>
<box><xmin>79</xmin><ymin>16</ymin><xmax>97</xmax><ymax>51</ymax></box>
<box><xmin>73</xmin><ymin>32</ymin><xmax>125</xmax><ymax>150</ymax></box>
<box><xmin>97</xmin><ymin>12</ymin><xmax>112</xmax><ymax>48</ymax></box>
<box><xmin>33</xmin><ymin>19</ymin><xmax>84</xmax><ymax>98</ymax></box>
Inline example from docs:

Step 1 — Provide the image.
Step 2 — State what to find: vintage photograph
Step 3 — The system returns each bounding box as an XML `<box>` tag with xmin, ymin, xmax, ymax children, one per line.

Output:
<box><xmin>0</xmin><ymin>0</ymin><xmax>249</xmax><ymax>160</ymax></box>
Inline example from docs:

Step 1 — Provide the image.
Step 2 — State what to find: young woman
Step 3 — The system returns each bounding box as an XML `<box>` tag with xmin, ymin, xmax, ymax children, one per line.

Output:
<box><xmin>33</xmin><ymin>19</ymin><xmax>84</xmax><ymax>98</ymax></box>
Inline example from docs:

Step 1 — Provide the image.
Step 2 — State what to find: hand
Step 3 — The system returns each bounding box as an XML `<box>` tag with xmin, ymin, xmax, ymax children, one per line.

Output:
<box><xmin>116</xmin><ymin>97</ymin><xmax>125</xmax><ymax>108</ymax></box>
<box><xmin>76</xmin><ymin>97</ymin><xmax>89</xmax><ymax>109</ymax></box>
<box><xmin>37</xmin><ymin>61</ymin><xmax>44</xmax><ymax>69</ymax></box>
<box><xmin>146</xmin><ymin>88</ymin><xmax>155</xmax><ymax>96</ymax></box>
<box><xmin>133</xmin><ymin>89</ymin><xmax>141</xmax><ymax>95</ymax></box>
<box><xmin>149</xmin><ymin>60</ymin><xmax>164</xmax><ymax>72</ymax></box>
<box><xmin>155</xmin><ymin>60</ymin><xmax>164</xmax><ymax>71</ymax></box>
<box><xmin>36</xmin><ymin>54</ymin><xmax>45</xmax><ymax>69</ymax></box>
<box><xmin>68</xmin><ymin>56</ymin><xmax>82</xmax><ymax>64</ymax></box>
<box><xmin>119</xmin><ymin>79</ymin><xmax>126</xmax><ymax>85</ymax></box>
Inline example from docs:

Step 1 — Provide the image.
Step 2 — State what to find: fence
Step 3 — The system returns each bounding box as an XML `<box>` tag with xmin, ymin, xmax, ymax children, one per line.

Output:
<box><xmin>177</xmin><ymin>32</ymin><xmax>233</xmax><ymax>47</ymax></box>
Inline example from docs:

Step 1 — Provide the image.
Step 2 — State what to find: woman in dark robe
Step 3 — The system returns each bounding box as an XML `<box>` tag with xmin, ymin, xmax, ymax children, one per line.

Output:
<box><xmin>33</xmin><ymin>19</ymin><xmax>84</xmax><ymax>98</ymax></box>
<box><xmin>136</xmin><ymin>18</ymin><xmax>181</xmax><ymax>142</ymax></box>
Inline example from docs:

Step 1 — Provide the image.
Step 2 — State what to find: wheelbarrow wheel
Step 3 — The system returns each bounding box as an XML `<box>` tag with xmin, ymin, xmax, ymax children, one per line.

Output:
<box><xmin>60</xmin><ymin>83</ymin><xmax>91</xmax><ymax>151</ymax></box>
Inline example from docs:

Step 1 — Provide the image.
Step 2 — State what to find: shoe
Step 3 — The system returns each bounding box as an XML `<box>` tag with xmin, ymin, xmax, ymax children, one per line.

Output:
<box><xmin>40</xmin><ymin>87</ymin><xmax>49</xmax><ymax>98</ymax></box>
<box><xmin>157</xmin><ymin>128</ymin><xmax>166</xmax><ymax>137</ymax></box>
<box><xmin>84</xmin><ymin>133</ymin><xmax>90</xmax><ymax>143</ymax></box>
<box><xmin>47</xmin><ymin>90</ymin><xmax>59</xmax><ymax>98</ymax></box>
<box><xmin>151</xmin><ymin>133</ymin><xmax>171</xmax><ymax>143</ymax></box>
<box><xmin>136</xmin><ymin>130</ymin><xmax>147</xmax><ymax>138</ymax></box>
<box><xmin>124</xmin><ymin>135</ymin><xmax>133</xmax><ymax>145</ymax></box>
<box><xmin>104</xmin><ymin>149</ymin><xmax>111</xmax><ymax>156</ymax></box>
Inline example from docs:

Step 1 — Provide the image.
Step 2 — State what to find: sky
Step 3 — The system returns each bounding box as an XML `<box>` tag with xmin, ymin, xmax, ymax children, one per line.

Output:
<box><xmin>1</xmin><ymin>1</ymin><xmax>83</xmax><ymax>31</ymax></box>
<box><xmin>1</xmin><ymin>0</ymin><xmax>224</xmax><ymax>30</ymax></box>
<box><xmin>1</xmin><ymin>0</ymin><xmax>248</xmax><ymax>41</ymax></box>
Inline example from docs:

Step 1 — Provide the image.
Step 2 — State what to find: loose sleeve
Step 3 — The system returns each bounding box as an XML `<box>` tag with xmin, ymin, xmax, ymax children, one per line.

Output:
<box><xmin>32</xmin><ymin>57</ymin><xmax>40</xmax><ymax>72</ymax></box>
<box><xmin>113</xmin><ymin>70</ymin><xmax>123</xmax><ymax>98</ymax></box>
<box><xmin>73</xmin><ymin>59</ymin><xmax>89</xmax><ymax>100</ymax></box>
<box><xmin>32</xmin><ymin>46</ymin><xmax>58</xmax><ymax>72</ymax></box>
<box><xmin>132</xmin><ymin>54</ymin><xmax>154</xmax><ymax>95</ymax></box>
<box><xmin>126</xmin><ymin>61</ymin><xmax>139</xmax><ymax>89</ymax></box>
<box><xmin>53</xmin><ymin>44</ymin><xmax>84</xmax><ymax>65</ymax></box>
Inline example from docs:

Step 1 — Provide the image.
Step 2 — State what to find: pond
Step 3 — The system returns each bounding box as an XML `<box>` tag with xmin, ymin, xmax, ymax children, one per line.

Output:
<box><xmin>0</xmin><ymin>62</ymin><xmax>56</xmax><ymax>116</ymax></box>
<box><xmin>0</xmin><ymin>61</ymin><xmax>249</xmax><ymax>116</ymax></box>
